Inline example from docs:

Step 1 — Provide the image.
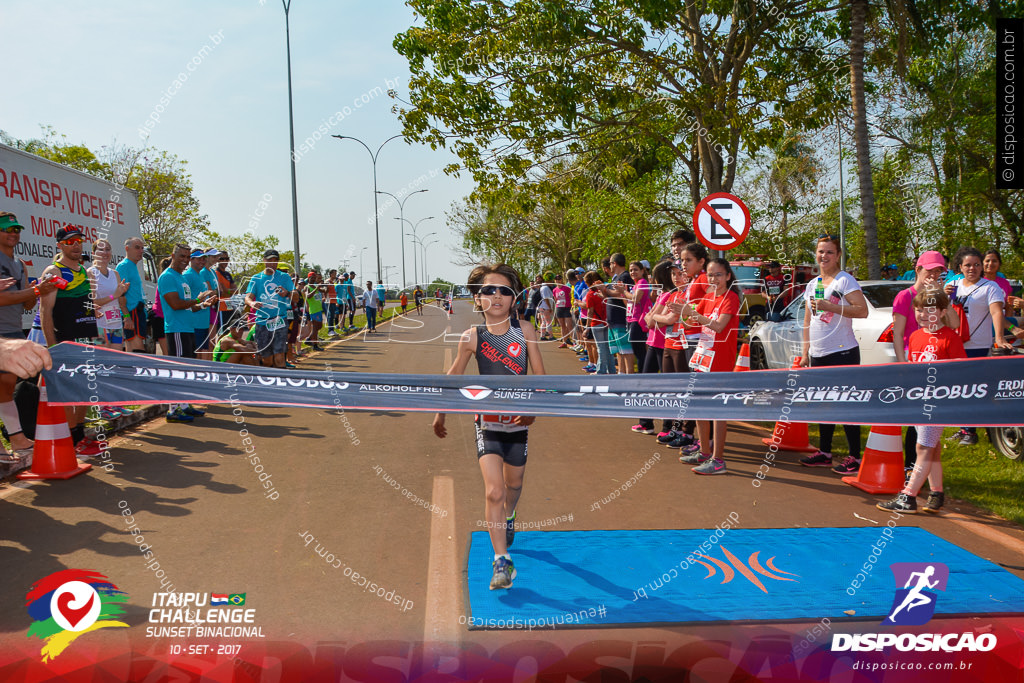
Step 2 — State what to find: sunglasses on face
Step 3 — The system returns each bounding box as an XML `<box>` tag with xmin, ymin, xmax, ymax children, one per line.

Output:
<box><xmin>61</xmin><ymin>238</ymin><xmax>84</xmax><ymax>245</ymax></box>
<box><xmin>479</xmin><ymin>285</ymin><xmax>514</xmax><ymax>296</ymax></box>
<box><xmin>0</xmin><ymin>226</ymin><xmax>24</xmax><ymax>234</ymax></box>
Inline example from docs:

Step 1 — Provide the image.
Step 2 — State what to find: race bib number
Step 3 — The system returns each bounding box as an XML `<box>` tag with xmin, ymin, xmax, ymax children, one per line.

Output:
<box><xmin>689</xmin><ymin>342</ymin><xmax>715</xmax><ymax>373</ymax></box>
<box><xmin>479</xmin><ymin>414</ymin><xmax>526</xmax><ymax>432</ymax></box>
<box><xmin>266</xmin><ymin>316</ymin><xmax>286</xmax><ymax>331</ymax></box>
<box><xmin>104</xmin><ymin>309</ymin><xmax>121</xmax><ymax>321</ymax></box>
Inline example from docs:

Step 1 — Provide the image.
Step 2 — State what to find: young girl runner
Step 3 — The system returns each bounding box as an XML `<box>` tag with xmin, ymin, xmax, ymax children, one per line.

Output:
<box><xmin>631</xmin><ymin>260</ymin><xmax>675</xmax><ymax>434</ymax></box>
<box><xmin>878</xmin><ymin>288</ymin><xmax>966</xmax><ymax>513</ymax></box>
<box><xmin>433</xmin><ymin>264</ymin><xmax>546</xmax><ymax>590</ymax></box>
<box><xmin>677</xmin><ymin>258</ymin><xmax>740</xmax><ymax>475</ymax></box>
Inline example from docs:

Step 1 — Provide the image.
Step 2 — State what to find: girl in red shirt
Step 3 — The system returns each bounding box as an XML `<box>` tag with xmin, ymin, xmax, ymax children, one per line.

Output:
<box><xmin>878</xmin><ymin>288</ymin><xmax>966</xmax><ymax>514</ymax></box>
<box><xmin>677</xmin><ymin>258</ymin><xmax>740</xmax><ymax>475</ymax></box>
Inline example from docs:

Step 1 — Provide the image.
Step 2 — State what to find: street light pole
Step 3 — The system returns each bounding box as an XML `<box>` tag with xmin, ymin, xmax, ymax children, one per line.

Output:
<box><xmin>376</xmin><ymin>188</ymin><xmax>427</xmax><ymax>290</ymax></box>
<box><xmin>398</xmin><ymin>217</ymin><xmax>434</xmax><ymax>288</ymax></box>
<box><xmin>332</xmin><ymin>134</ymin><xmax>402</xmax><ymax>283</ymax></box>
<box><xmin>422</xmin><ymin>237</ymin><xmax>439</xmax><ymax>285</ymax></box>
<box><xmin>359</xmin><ymin>246</ymin><xmax>368</xmax><ymax>279</ymax></box>
<box><xmin>282</xmin><ymin>0</ymin><xmax>301</xmax><ymax>276</ymax></box>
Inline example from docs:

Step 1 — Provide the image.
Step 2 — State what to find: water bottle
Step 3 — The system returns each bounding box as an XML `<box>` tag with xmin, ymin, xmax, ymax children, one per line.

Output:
<box><xmin>814</xmin><ymin>277</ymin><xmax>825</xmax><ymax>317</ymax></box>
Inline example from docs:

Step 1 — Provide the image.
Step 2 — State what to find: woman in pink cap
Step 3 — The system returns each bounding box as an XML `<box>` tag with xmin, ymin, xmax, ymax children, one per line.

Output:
<box><xmin>892</xmin><ymin>251</ymin><xmax>960</xmax><ymax>361</ymax></box>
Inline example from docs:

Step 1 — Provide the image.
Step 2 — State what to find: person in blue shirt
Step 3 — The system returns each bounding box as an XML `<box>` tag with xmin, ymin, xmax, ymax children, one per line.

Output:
<box><xmin>159</xmin><ymin>244</ymin><xmax>216</xmax><ymax>422</ymax></box>
<box><xmin>185</xmin><ymin>250</ymin><xmax>214</xmax><ymax>360</ymax></box>
<box><xmin>115</xmin><ymin>237</ymin><xmax>148</xmax><ymax>352</ymax></box>
<box><xmin>375</xmin><ymin>280</ymin><xmax>387</xmax><ymax>319</ymax></box>
<box><xmin>201</xmin><ymin>248</ymin><xmax>221</xmax><ymax>337</ymax></box>
<box><xmin>244</xmin><ymin>249</ymin><xmax>293</xmax><ymax>367</ymax></box>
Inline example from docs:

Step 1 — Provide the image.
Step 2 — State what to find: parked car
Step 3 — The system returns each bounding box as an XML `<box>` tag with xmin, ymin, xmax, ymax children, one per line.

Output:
<box><xmin>747</xmin><ymin>280</ymin><xmax>913</xmax><ymax>370</ymax></box>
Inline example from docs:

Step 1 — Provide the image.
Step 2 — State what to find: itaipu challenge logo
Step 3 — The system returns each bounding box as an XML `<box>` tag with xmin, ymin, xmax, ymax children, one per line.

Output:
<box><xmin>25</xmin><ymin>569</ymin><xmax>129</xmax><ymax>662</ymax></box>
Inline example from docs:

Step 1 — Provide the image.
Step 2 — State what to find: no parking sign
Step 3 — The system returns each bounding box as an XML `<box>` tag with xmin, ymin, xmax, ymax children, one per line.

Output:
<box><xmin>692</xmin><ymin>192</ymin><xmax>751</xmax><ymax>251</ymax></box>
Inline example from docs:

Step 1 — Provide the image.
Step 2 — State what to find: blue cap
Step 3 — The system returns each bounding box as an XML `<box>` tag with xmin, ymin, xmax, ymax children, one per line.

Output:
<box><xmin>190</xmin><ymin>249</ymin><xmax>205</xmax><ymax>258</ymax></box>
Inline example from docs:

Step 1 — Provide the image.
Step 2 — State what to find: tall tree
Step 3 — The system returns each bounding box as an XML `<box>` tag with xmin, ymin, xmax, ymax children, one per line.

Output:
<box><xmin>395</xmin><ymin>0</ymin><xmax>846</xmax><ymax>207</ymax></box>
<box><xmin>849</xmin><ymin>0</ymin><xmax>881</xmax><ymax>278</ymax></box>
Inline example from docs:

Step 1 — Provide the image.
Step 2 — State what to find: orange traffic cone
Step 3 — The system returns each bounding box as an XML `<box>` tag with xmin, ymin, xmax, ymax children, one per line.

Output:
<box><xmin>761</xmin><ymin>356</ymin><xmax>817</xmax><ymax>453</ymax></box>
<box><xmin>18</xmin><ymin>379</ymin><xmax>91</xmax><ymax>481</ymax></box>
<box><xmin>843</xmin><ymin>425</ymin><xmax>904</xmax><ymax>495</ymax></box>
<box><xmin>733</xmin><ymin>343</ymin><xmax>751</xmax><ymax>372</ymax></box>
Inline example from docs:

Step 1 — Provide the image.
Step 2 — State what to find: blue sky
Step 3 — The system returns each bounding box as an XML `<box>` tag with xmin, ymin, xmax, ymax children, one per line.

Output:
<box><xmin>2</xmin><ymin>1</ymin><xmax>473</xmax><ymax>286</ymax></box>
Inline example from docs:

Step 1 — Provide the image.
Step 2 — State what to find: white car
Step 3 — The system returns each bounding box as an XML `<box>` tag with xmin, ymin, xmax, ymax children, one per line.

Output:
<box><xmin>747</xmin><ymin>280</ymin><xmax>914</xmax><ymax>370</ymax></box>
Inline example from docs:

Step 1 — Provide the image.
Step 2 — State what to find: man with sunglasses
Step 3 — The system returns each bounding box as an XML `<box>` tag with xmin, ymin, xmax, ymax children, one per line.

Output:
<box><xmin>116</xmin><ymin>237</ymin><xmax>149</xmax><ymax>352</ymax></box>
<box><xmin>40</xmin><ymin>225</ymin><xmax>103</xmax><ymax>455</ymax></box>
<box><xmin>0</xmin><ymin>213</ymin><xmax>61</xmax><ymax>463</ymax></box>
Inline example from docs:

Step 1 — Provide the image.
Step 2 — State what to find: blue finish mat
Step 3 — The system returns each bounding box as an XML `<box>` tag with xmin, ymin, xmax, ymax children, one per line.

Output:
<box><xmin>465</xmin><ymin>527</ymin><xmax>1024</xmax><ymax>628</ymax></box>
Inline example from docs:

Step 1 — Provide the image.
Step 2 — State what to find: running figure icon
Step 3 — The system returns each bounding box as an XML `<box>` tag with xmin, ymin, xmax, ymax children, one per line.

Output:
<box><xmin>886</xmin><ymin>565</ymin><xmax>939</xmax><ymax>623</ymax></box>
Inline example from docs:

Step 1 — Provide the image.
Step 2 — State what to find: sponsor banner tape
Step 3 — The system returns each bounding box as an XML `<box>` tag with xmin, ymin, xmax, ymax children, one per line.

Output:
<box><xmin>45</xmin><ymin>343</ymin><xmax>1024</xmax><ymax>425</ymax></box>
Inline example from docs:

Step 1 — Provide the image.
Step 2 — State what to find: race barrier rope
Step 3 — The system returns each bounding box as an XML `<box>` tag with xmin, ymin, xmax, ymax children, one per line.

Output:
<box><xmin>44</xmin><ymin>343</ymin><xmax>1024</xmax><ymax>426</ymax></box>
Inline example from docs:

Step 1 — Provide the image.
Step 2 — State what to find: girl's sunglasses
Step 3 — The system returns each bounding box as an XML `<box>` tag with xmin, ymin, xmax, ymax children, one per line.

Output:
<box><xmin>479</xmin><ymin>285</ymin><xmax>514</xmax><ymax>296</ymax></box>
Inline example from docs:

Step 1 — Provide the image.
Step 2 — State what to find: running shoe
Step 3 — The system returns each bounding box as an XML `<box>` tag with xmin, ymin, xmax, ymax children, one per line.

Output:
<box><xmin>679</xmin><ymin>451</ymin><xmax>710</xmax><ymax>465</ymax></box>
<box><xmin>75</xmin><ymin>438</ymin><xmax>104</xmax><ymax>457</ymax></box>
<box><xmin>183</xmin><ymin>406</ymin><xmax>206</xmax><ymax>418</ymax></box>
<box><xmin>668</xmin><ymin>432</ymin><xmax>697</xmax><ymax>448</ymax></box>
<box><xmin>115</xmin><ymin>406</ymin><xmax>135</xmax><ymax>417</ymax></box>
<box><xmin>679</xmin><ymin>441</ymin><xmax>702</xmax><ymax>456</ymax></box>
<box><xmin>692</xmin><ymin>457</ymin><xmax>726</xmax><ymax>475</ymax></box>
<box><xmin>877</xmin><ymin>493</ymin><xmax>917</xmax><ymax>514</ymax></box>
<box><xmin>558</xmin><ymin>342</ymin><xmax>569</xmax><ymax>348</ymax></box>
<box><xmin>328</xmin><ymin>329</ymin><xmax>338</xmax><ymax>336</ymax></box>
<box><xmin>166</xmin><ymin>410</ymin><xmax>195</xmax><ymax>424</ymax></box>
<box><xmin>832</xmin><ymin>456</ymin><xmax>860</xmax><ymax>475</ymax></box>
<box><xmin>489</xmin><ymin>556</ymin><xmax>516</xmax><ymax>590</ymax></box>
<box><xmin>799</xmin><ymin>450</ymin><xmax>833</xmax><ymax>467</ymax></box>
<box><xmin>923</xmin><ymin>491</ymin><xmax>944</xmax><ymax>514</ymax></box>
<box><xmin>506</xmin><ymin>510</ymin><xmax>516</xmax><ymax>548</ymax></box>
<box><xmin>631</xmin><ymin>424</ymin><xmax>655</xmax><ymax>435</ymax></box>
<box><xmin>958</xmin><ymin>430</ymin><xmax>979</xmax><ymax>446</ymax></box>
<box><xmin>657</xmin><ymin>430</ymin><xmax>680</xmax><ymax>444</ymax></box>
<box><xmin>99</xmin><ymin>407</ymin><xmax>121</xmax><ymax>420</ymax></box>
<box><xmin>583</xmin><ymin>364</ymin><xmax>597</xmax><ymax>373</ymax></box>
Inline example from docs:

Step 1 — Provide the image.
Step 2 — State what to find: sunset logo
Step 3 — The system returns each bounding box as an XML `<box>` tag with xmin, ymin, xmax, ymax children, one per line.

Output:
<box><xmin>25</xmin><ymin>569</ymin><xmax>129</xmax><ymax>662</ymax></box>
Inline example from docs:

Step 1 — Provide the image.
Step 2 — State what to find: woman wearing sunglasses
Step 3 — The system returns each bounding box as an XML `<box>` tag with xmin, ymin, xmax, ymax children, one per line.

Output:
<box><xmin>433</xmin><ymin>264</ymin><xmax>545</xmax><ymax>591</ymax></box>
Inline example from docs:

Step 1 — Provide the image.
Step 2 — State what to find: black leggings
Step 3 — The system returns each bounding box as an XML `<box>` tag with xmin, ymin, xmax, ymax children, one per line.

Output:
<box><xmin>810</xmin><ymin>347</ymin><xmax>862</xmax><ymax>457</ymax></box>
<box><xmin>660</xmin><ymin>347</ymin><xmax>695</xmax><ymax>435</ymax></box>
<box><xmin>637</xmin><ymin>346</ymin><xmax>664</xmax><ymax>430</ymax></box>
<box><xmin>628</xmin><ymin>321</ymin><xmax>648</xmax><ymax>371</ymax></box>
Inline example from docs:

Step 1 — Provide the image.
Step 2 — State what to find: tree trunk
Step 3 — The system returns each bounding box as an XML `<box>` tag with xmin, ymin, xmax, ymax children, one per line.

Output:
<box><xmin>850</xmin><ymin>0</ymin><xmax>880</xmax><ymax>278</ymax></box>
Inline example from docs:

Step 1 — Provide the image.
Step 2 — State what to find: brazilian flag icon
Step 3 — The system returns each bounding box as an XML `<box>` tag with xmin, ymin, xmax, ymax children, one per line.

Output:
<box><xmin>228</xmin><ymin>593</ymin><xmax>246</xmax><ymax>606</ymax></box>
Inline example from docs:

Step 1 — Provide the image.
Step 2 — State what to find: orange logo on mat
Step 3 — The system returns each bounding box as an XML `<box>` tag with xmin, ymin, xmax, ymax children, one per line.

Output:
<box><xmin>692</xmin><ymin>546</ymin><xmax>800</xmax><ymax>593</ymax></box>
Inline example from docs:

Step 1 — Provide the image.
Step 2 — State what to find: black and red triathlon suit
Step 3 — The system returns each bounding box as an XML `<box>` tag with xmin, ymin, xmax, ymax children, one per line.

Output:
<box><xmin>474</xmin><ymin>319</ymin><xmax>529</xmax><ymax>466</ymax></box>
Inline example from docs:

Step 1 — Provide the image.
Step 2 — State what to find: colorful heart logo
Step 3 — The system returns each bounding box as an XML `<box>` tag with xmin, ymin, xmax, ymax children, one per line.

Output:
<box><xmin>508</xmin><ymin>342</ymin><xmax>522</xmax><ymax>357</ymax></box>
<box><xmin>57</xmin><ymin>591</ymin><xmax>94</xmax><ymax>629</ymax></box>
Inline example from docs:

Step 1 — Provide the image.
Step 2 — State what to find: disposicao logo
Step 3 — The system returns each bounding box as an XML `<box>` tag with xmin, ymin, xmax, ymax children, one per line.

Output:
<box><xmin>25</xmin><ymin>569</ymin><xmax>129</xmax><ymax>662</ymax></box>
<box><xmin>832</xmin><ymin>562</ymin><xmax>997</xmax><ymax>653</ymax></box>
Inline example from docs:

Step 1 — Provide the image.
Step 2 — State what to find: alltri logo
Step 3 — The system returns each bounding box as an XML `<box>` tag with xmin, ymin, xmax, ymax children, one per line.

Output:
<box><xmin>831</xmin><ymin>562</ymin><xmax>997</xmax><ymax>653</ymax></box>
<box><xmin>26</xmin><ymin>569</ymin><xmax>129</xmax><ymax>662</ymax></box>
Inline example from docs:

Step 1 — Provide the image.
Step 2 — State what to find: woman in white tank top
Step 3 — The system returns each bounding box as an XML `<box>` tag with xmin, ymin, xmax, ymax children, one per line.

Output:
<box><xmin>88</xmin><ymin>239</ymin><xmax>130</xmax><ymax>349</ymax></box>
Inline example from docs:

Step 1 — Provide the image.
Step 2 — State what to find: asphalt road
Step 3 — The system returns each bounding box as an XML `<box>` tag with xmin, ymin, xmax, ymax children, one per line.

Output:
<box><xmin>2</xmin><ymin>300</ymin><xmax>1022</xmax><ymax>680</ymax></box>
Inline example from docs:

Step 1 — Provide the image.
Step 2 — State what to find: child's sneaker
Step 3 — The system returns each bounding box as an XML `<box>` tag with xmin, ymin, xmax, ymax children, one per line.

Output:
<box><xmin>679</xmin><ymin>441</ymin><xmax>702</xmax><ymax>456</ymax></box>
<box><xmin>631</xmin><ymin>424</ymin><xmax>655</xmax><ymax>435</ymax></box>
<box><xmin>923</xmin><ymin>491</ymin><xmax>944</xmax><ymax>514</ymax></box>
<box><xmin>800</xmin><ymin>450</ymin><xmax>833</xmax><ymax>467</ymax></box>
<box><xmin>877</xmin><ymin>493</ymin><xmax>917</xmax><ymax>514</ymax></box>
<box><xmin>489</xmin><ymin>556</ymin><xmax>516</xmax><ymax>590</ymax></box>
<box><xmin>832</xmin><ymin>456</ymin><xmax>860</xmax><ymax>475</ymax></box>
<box><xmin>679</xmin><ymin>451</ymin><xmax>710</xmax><ymax>465</ymax></box>
<box><xmin>692</xmin><ymin>457</ymin><xmax>727</xmax><ymax>475</ymax></box>
<box><xmin>668</xmin><ymin>432</ymin><xmax>696</xmax><ymax>448</ymax></box>
<box><xmin>657</xmin><ymin>430</ymin><xmax>680</xmax><ymax>444</ymax></box>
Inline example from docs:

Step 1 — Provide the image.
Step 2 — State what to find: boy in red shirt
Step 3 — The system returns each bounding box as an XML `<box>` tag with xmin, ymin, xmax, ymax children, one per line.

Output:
<box><xmin>878</xmin><ymin>288</ymin><xmax>966</xmax><ymax>514</ymax></box>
